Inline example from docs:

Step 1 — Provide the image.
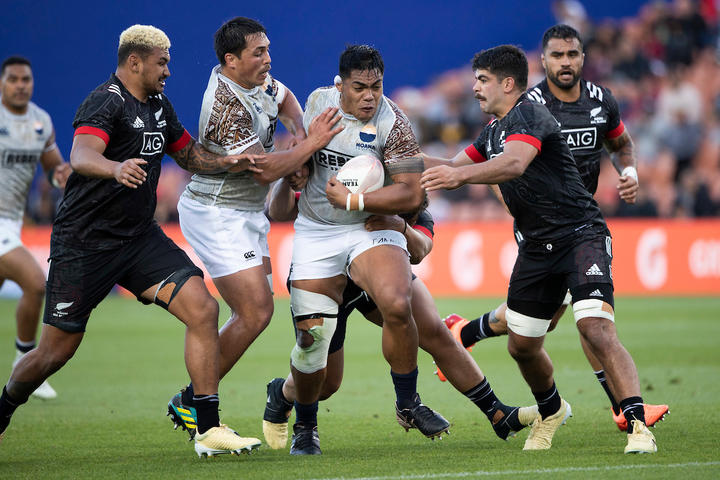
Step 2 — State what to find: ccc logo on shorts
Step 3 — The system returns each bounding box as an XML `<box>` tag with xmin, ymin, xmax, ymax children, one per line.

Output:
<box><xmin>243</xmin><ymin>250</ymin><xmax>256</xmax><ymax>260</ymax></box>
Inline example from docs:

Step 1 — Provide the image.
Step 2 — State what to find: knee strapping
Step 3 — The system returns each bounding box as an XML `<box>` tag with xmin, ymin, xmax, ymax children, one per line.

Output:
<box><xmin>506</xmin><ymin>308</ymin><xmax>551</xmax><ymax>337</ymax></box>
<box><xmin>153</xmin><ymin>267</ymin><xmax>197</xmax><ymax>310</ymax></box>
<box><xmin>573</xmin><ymin>299</ymin><xmax>615</xmax><ymax>323</ymax></box>
<box><xmin>290</xmin><ymin>289</ymin><xmax>338</xmax><ymax>374</ymax></box>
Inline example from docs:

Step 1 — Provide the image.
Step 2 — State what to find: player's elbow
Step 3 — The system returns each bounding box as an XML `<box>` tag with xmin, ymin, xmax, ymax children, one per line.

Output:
<box><xmin>409</xmin><ymin>241</ymin><xmax>432</xmax><ymax>265</ymax></box>
<box><xmin>504</xmin><ymin>156</ymin><xmax>528</xmax><ymax>179</ymax></box>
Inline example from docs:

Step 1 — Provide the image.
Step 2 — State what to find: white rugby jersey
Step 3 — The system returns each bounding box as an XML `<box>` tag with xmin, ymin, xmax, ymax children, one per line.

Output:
<box><xmin>0</xmin><ymin>101</ymin><xmax>54</xmax><ymax>220</ymax></box>
<box><xmin>183</xmin><ymin>66</ymin><xmax>287</xmax><ymax>210</ymax></box>
<box><xmin>299</xmin><ymin>86</ymin><xmax>420</xmax><ymax>225</ymax></box>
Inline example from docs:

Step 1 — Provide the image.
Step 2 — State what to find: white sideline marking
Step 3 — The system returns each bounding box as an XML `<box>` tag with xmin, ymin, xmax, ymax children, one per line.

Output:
<box><xmin>308</xmin><ymin>462</ymin><xmax>720</xmax><ymax>480</ymax></box>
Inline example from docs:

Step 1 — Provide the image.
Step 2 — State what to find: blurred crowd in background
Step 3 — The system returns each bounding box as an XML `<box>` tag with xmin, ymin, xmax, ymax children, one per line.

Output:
<box><xmin>24</xmin><ymin>0</ymin><xmax>720</xmax><ymax>224</ymax></box>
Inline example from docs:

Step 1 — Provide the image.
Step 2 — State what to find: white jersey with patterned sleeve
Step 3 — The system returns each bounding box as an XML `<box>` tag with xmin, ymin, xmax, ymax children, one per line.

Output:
<box><xmin>299</xmin><ymin>86</ymin><xmax>420</xmax><ymax>225</ymax></box>
<box><xmin>183</xmin><ymin>66</ymin><xmax>287</xmax><ymax>211</ymax></box>
<box><xmin>0</xmin><ymin>101</ymin><xmax>55</xmax><ymax>220</ymax></box>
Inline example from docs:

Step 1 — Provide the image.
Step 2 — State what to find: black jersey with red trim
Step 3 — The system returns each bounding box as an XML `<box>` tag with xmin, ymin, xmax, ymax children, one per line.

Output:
<box><xmin>52</xmin><ymin>74</ymin><xmax>191</xmax><ymax>250</ymax></box>
<box><xmin>466</xmin><ymin>94</ymin><xmax>606</xmax><ymax>244</ymax></box>
<box><xmin>526</xmin><ymin>79</ymin><xmax>624</xmax><ymax>195</ymax></box>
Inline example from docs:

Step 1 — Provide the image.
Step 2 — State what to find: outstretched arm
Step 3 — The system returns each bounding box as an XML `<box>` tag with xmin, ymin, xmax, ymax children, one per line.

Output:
<box><xmin>169</xmin><ymin>137</ymin><xmax>263</xmax><ymax>174</ymax></box>
<box><xmin>421</xmin><ymin>141</ymin><xmax>536</xmax><ymax>191</ymax></box>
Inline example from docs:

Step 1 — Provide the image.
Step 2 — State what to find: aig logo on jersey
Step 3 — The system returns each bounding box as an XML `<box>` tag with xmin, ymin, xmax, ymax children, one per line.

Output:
<box><xmin>562</xmin><ymin>127</ymin><xmax>597</xmax><ymax>151</ymax></box>
<box><xmin>141</xmin><ymin>132</ymin><xmax>165</xmax><ymax>156</ymax></box>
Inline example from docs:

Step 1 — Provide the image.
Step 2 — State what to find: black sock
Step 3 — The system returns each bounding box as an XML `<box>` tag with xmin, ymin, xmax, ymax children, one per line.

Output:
<box><xmin>294</xmin><ymin>401</ymin><xmax>318</xmax><ymax>427</ymax></box>
<box><xmin>461</xmin><ymin>312</ymin><xmax>498</xmax><ymax>348</ymax></box>
<box><xmin>0</xmin><ymin>386</ymin><xmax>25</xmax><ymax>433</ymax></box>
<box><xmin>15</xmin><ymin>338</ymin><xmax>35</xmax><ymax>354</ymax></box>
<box><xmin>594</xmin><ymin>370</ymin><xmax>621</xmax><ymax>415</ymax></box>
<box><xmin>391</xmin><ymin>368</ymin><xmax>418</xmax><ymax>410</ymax></box>
<box><xmin>193</xmin><ymin>393</ymin><xmax>220</xmax><ymax>435</ymax></box>
<box><xmin>182</xmin><ymin>383</ymin><xmax>195</xmax><ymax>406</ymax></box>
<box><xmin>463</xmin><ymin>378</ymin><xmax>503</xmax><ymax>421</ymax></box>
<box><xmin>619</xmin><ymin>396</ymin><xmax>645</xmax><ymax>433</ymax></box>
<box><xmin>533</xmin><ymin>382</ymin><xmax>562</xmax><ymax>419</ymax></box>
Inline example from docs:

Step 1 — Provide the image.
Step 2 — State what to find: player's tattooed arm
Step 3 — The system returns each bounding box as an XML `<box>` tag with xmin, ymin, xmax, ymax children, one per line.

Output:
<box><xmin>604</xmin><ymin>130</ymin><xmax>639</xmax><ymax>204</ymax></box>
<box><xmin>385</xmin><ymin>155</ymin><xmax>424</xmax><ymax>176</ymax></box>
<box><xmin>170</xmin><ymin>138</ymin><xmax>264</xmax><ymax>174</ymax></box>
<box><xmin>604</xmin><ymin>131</ymin><xmax>636</xmax><ymax>171</ymax></box>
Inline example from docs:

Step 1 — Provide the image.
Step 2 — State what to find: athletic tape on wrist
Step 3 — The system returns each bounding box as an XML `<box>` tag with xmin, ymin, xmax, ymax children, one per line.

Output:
<box><xmin>621</xmin><ymin>166</ymin><xmax>638</xmax><ymax>183</ymax></box>
<box><xmin>358</xmin><ymin>193</ymin><xmax>364</xmax><ymax>212</ymax></box>
<box><xmin>346</xmin><ymin>193</ymin><xmax>352</xmax><ymax>211</ymax></box>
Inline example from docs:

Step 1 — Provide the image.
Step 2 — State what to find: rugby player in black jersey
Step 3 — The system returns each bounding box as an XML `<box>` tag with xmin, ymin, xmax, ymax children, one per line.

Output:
<box><xmin>0</xmin><ymin>25</ymin><xmax>264</xmax><ymax>457</ymax></box>
<box><xmin>259</xmin><ymin>170</ymin><xmax>535</xmax><ymax>454</ymax></box>
<box><xmin>438</xmin><ymin>25</ymin><xmax>667</xmax><ymax>434</ymax></box>
<box><xmin>421</xmin><ymin>45</ymin><xmax>657</xmax><ymax>454</ymax></box>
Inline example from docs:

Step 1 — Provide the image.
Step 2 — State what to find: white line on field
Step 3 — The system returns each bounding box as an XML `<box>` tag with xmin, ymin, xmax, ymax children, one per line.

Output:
<box><xmin>307</xmin><ymin>461</ymin><xmax>720</xmax><ymax>480</ymax></box>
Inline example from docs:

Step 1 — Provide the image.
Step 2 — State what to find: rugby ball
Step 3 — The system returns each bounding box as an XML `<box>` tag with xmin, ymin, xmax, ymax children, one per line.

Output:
<box><xmin>336</xmin><ymin>155</ymin><xmax>385</xmax><ymax>194</ymax></box>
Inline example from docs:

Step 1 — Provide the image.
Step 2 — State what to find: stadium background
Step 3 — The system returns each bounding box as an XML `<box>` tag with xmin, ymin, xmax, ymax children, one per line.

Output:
<box><xmin>2</xmin><ymin>0</ymin><xmax>719</xmax><ymax>297</ymax></box>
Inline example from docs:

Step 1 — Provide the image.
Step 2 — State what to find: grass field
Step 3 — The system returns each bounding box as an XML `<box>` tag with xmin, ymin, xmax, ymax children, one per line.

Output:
<box><xmin>0</xmin><ymin>296</ymin><xmax>718</xmax><ymax>479</ymax></box>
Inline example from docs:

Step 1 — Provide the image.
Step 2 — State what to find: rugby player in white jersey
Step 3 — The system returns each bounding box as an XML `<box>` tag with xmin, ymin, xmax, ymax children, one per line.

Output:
<box><xmin>167</xmin><ymin>17</ymin><xmax>342</xmax><ymax>437</ymax></box>
<box><xmin>0</xmin><ymin>56</ymin><xmax>70</xmax><ymax>400</ymax></box>
<box><xmin>285</xmin><ymin>45</ymin><xmax>448</xmax><ymax>455</ymax></box>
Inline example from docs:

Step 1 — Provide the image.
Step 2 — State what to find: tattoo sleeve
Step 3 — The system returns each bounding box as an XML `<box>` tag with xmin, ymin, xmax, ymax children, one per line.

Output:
<box><xmin>169</xmin><ymin>138</ymin><xmax>227</xmax><ymax>174</ymax></box>
<box><xmin>385</xmin><ymin>155</ymin><xmax>424</xmax><ymax>176</ymax></box>
<box><xmin>604</xmin><ymin>131</ymin><xmax>636</xmax><ymax>173</ymax></box>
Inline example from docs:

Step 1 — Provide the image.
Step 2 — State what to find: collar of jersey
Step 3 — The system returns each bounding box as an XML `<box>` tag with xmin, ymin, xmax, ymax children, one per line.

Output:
<box><xmin>0</xmin><ymin>100</ymin><xmax>32</xmax><ymax>119</ymax></box>
<box><xmin>214</xmin><ymin>65</ymin><xmax>260</xmax><ymax>96</ymax></box>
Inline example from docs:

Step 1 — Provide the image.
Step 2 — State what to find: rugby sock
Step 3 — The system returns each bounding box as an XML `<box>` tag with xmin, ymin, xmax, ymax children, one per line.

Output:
<box><xmin>461</xmin><ymin>311</ymin><xmax>499</xmax><ymax>348</ymax></box>
<box><xmin>182</xmin><ymin>383</ymin><xmax>195</xmax><ymax>406</ymax></box>
<box><xmin>463</xmin><ymin>378</ymin><xmax>505</xmax><ymax>421</ymax></box>
<box><xmin>15</xmin><ymin>338</ymin><xmax>35</xmax><ymax>354</ymax></box>
<box><xmin>594</xmin><ymin>370</ymin><xmax>621</xmax><ymax>415</ymax></box>
<box><xmin>533</xmin><ymin>382</ymin><xmax>562</xmax><ymax>419</ymax></box>
<box><xmin>0</xmin><ymin>386</ymin><xmax>24</xmax><ymax>434</ymax></box>
<box><xmin>619</xmin><ymin>396</ymin><xmax>645</xmax><ymax>434</ymax></box>
<box><xmin>193</xmin><ymin>393</ymin><xmax>220</xmax><ymax>435</ymax></box>
<box><xmin>294</xmin><ymin>401</ymin><xmax>318</xmax><ymax>427</ymax></box>
<box><xmin>391</xmin><ymin>368</ymin><xmax>419</xmax><ymax>410</ymax></box>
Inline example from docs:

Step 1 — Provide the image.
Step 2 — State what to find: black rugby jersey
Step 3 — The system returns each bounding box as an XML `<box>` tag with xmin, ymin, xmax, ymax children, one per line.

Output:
<box><xmin>464</xmin><ymin>95</ymin><xmax>606</xmax><ymax>244</ymax></box>
<box><xmin>526</xmin><ymin>79</ymin><xmax>624</xmax><ymax>195</ymax></box>
<box><xmin>52</xmin><ymin>74</ymin><xmax>190</xmax><ymax>250</ymax></box>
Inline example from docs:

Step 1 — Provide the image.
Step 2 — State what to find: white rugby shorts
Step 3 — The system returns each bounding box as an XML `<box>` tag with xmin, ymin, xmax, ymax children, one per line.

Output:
<box><xmin>0</xmin><ymin>217</ymin><xmax>23</xmax><ymax>257</ymax></box>
<box><xmin>289</xmin><ymin>214</ymin><xmax>408</xmax><ymax>281</ymax></box>
<box><xmin>178</xmin><ymin>195</ymin><xmax>269</xmax><ymax>278</ymax></box>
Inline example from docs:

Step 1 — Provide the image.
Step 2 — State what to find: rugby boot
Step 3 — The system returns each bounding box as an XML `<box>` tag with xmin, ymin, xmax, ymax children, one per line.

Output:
<box><xmin>435</xmin><ymin>314</ymin><xmax>472</xmax><ymax>382</ymax></box>
<box><xmin>395</xmin><ymin>393</ymin><xmax>450</xmax><ymax>439</ymax></box>
<box><xmin>613</xmin><ymin>404</ymin><xmax>669</xmax><ymax>432</ymax></box>
<box><xmin>289</xmin><ymin>423</ymin><xmax>321</xmax><ymax>455</ymax></box>
<box><xmin>263</xmin><ymin>377</ymin><xmax>293</xmax><ymax>449</ymax></box>
<box><xmin>492</xmin><ymin>404</ymin><xmax>539</xmax><ymax>440</ymax></box>
<box><xmin>624</xmin><ymin>419</ymin><xmax>657</xmax><ymax>454</ymax></box>
<box><xmin>167</xmin><ymin>388</ymin><xmax>197</xmax><ymax>439</ymax></box>
<box><xmin>13</xmin><ymin>352</ymin><xmax>57</xmax><ymax>400</ymax></box>
<box><xmin>523</xmin><ymin>399</ymin><xmax>572</xmax><ymax>450</ymax></box>
<box><xmin>194</xmin><ymin>424</ymin><xmax>261</xmax><ymax>457</ymax></box>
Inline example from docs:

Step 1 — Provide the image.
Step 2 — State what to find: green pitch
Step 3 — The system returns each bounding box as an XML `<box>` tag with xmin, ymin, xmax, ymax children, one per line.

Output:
<box><xmin>0</xmin><ymin>296</ymin><xmax>718</xmax><ymax>479</ymax></box>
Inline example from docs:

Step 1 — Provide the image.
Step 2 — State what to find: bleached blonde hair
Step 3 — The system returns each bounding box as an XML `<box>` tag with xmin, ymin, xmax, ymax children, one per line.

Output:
<box><xmin>117</xmin><ymin>25</ymin><xmax>171</xmax><ymax>64</ymax></box>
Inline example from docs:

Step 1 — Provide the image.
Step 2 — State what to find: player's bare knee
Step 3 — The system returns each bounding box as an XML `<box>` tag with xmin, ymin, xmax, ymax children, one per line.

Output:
<box><xmin>377</xmin><ymin>294</ymin><xmax>411</xmax><ymax>325</ymax></box>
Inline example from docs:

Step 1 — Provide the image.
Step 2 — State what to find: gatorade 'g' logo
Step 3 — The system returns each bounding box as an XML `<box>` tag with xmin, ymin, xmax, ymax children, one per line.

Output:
<box><xmin>141</xmin><ymin>132</ymin><xmax>165</xmax><ymax>155</ymax></box>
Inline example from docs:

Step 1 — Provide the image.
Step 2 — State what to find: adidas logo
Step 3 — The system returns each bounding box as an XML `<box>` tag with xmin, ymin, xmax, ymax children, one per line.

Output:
<box><xmin>585</xmin><ymin>263</ymin><xmax>604</xmax><ymax>276</ymax></box>
<box><xmin>132</xmin><ymin>116</ymin><xmax>145</xmax><ymax>129</ymax></box>
<box><xmin>589</xmin><ymin>289</ymin><xmax>603</xmax><ymax>297</ymax></box>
